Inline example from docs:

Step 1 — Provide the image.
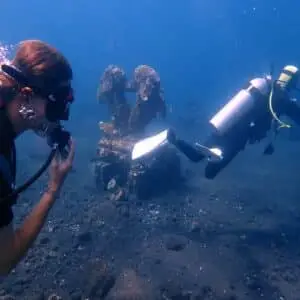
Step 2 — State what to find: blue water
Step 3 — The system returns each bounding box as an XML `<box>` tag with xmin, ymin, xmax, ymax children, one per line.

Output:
<box><xmin>2</xmin><ymin>1</ymin><xmax>300</xmax><ymax>299</ymax></box>
<box><xmin>2</xmin><ymin>0</ymin><xmax>300</xmax><ymax>126</ymax></box>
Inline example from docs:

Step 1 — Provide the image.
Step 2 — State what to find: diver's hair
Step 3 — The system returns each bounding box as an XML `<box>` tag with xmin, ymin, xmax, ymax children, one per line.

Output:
<box><xmin>12</xmin><ymin>40</ymin><xmax>73</xmax><ymax>91</ymax></box>
<box><xmin>0</xmin><ymin>40</ymin><xmax>73</xmax><ymax>103</ymax></box>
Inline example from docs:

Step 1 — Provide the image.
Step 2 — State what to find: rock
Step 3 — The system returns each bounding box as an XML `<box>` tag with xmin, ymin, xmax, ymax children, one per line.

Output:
<box><xmin>77</xmin><ymin>230</ymin><xmax>93</xmax><ymax>244</ymax></box>
<box><xmin>39</xmin><ymin>237</ymin><xmax>50</xmax><ymax>245</ymax></box>
<box><xmin>47</xmin><ymin>294</ymin><xmax>62</xmax><ymax>300</ymax></box>
<box><xmin>164</xmin><ymin>234</ymin><xmax>188</xmax><ymax>251</ymax></box>
<box><xmin>244</xmin><ymin>274</ymin><xmax>263</xmax><ymax>292</ymax></box>
<box><xmin>190</xmin><ymin>220</ymin><xmax>203</xmax><ymax>233</ymax></box>
<box><xmin>106</xmin><ymin>269</ymin><xmax>155</xmax><ymax>300</ymax></box>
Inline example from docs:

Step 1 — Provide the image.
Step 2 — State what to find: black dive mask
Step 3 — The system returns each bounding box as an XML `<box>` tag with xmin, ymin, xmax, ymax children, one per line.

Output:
<box><xmin>45</xmin><ymin>85</ymin><xmax>74</xmax><ymax>122</ymax></box>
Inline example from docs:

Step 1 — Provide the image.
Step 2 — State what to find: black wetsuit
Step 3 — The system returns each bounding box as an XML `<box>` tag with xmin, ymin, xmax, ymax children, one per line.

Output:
<box><xmin>0</xmin><ymin>109</ymin><xmax>16</xmax><ymax>228</ymax></box>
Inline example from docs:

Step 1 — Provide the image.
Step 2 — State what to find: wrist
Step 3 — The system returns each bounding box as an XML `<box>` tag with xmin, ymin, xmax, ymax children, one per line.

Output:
<box><xmin>46</xmin><ymin>182</ymin><xmax>61</xmax><ymax>197</ymax></box>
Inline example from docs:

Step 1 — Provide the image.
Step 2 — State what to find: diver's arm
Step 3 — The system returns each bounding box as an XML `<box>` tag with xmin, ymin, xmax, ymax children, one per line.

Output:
<box><xmin>174</xmin><ymin>139</ymin><xmax>205</xmax><ymax>162</ymax></box>
<box><xmin>0</xmin><ymin>187</ymin><xmax>58</xmax><ymax>275</ymax></box>
<box><xmin>167</xmin><ymin>130</ymin><xmax>205</xmax><ymax>162</ymax></box>
<box><xmin>0</xmin><ymin>139</ymin><xmax>74</xmax><ymax>275</ymax></box>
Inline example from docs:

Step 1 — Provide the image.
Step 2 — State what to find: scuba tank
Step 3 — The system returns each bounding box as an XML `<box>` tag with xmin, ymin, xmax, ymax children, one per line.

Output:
<box><xmin>202</xmin><ymin>76</ymin><xmax>272</xmax><ymax>178</ymax></box>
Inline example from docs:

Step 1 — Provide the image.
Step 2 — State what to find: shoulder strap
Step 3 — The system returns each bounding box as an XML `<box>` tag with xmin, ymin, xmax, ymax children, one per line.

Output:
<box><xmin>0</xmin><ymin>154</ymin><xmax>14</xmax><ymax>188</ymax></box>
<box><xmin>0</xmin><ymin>107</ymin><xmax>16</xmax><ymax>196</ymax></box>
<box><xmin>0</xmin><ymin>151</ymin><xmax>17</xmax><ymax>206</ymax></box>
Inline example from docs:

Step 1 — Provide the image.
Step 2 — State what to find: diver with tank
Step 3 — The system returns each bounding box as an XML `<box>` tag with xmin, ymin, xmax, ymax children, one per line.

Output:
<box><xmin>164</xmin><ymin>64</ymin><xmax>300</xmax><ymax>178</ymax></box>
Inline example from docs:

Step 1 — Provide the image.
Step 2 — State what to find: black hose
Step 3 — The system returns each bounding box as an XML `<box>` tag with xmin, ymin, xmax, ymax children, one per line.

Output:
<box><xmin>4</xmin><ymin>149</ymin><xmax>56</xmax><ymax>202</ymax></box>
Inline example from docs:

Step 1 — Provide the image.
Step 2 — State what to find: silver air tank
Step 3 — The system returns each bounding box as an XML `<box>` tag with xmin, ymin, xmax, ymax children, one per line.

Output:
<box><xmin>209</xmin><ymin>76</ymin><xmax>271</xmax><ymax>136</ymax></box>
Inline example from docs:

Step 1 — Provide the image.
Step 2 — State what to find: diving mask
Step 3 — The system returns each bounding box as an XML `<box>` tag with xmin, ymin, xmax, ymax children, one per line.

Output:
<box><xmin>1</xmin><ymin>64</ymin><xmax>74</xmax><ymax>122</ymax></box>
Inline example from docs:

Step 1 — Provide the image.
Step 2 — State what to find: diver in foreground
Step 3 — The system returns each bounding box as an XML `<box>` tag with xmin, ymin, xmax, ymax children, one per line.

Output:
<box><xmin>0</xmin><ymin>40</ymin><xmax>75</xmax><ymax>275</ymax></box>
<box><xmin>145</xmin><ymin>65</ymin><xmax>300</xmax><ymax>179</ymax></box>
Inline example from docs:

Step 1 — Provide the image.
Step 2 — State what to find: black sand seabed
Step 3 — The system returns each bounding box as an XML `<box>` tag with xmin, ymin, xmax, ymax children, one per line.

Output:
<box><xmin>1</xmin><ymin>130</ymin><xmax>300</xmax><ymax>300</ymax></box>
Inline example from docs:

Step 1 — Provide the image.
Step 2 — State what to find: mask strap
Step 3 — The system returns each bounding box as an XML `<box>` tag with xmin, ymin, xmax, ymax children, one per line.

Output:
<box><xmin>1</xmin><ymin>64</ymin><xmax>29</xmax><ymax>86</ymax></box>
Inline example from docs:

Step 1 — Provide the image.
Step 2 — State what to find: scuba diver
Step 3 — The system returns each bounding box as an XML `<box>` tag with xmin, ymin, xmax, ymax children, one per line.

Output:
<box><xmin>0</xmin><ymin>40</ymin><xmax>75</xmax><ymax>275</ymax></box>
<box><xmin>163</xmin><ymin>65</ymin><xmax>300</xmax><ymax>179</ymax></box>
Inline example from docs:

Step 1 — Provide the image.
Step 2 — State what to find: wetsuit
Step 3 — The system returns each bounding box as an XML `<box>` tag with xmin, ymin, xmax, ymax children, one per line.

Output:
<box><xmin>279</xmin><ymin>95</ymin><xmax>300</xmax><ymax>126</ymax></box>
<box><xmin>0</xmin><ymin>108</ymin><xmax>16</xmax><ymax>228</ymax></box>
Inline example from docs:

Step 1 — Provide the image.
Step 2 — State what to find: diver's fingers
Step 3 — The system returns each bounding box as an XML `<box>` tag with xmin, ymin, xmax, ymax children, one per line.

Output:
<box><xmin>51</xmin><ymin>150</ymin><xmax>60</xmax><ymax>167</ymax></box>
<box><xmin>66</xmin><ymin>138</ymin><xmax>75</xmax><ymax>165</ymax></box>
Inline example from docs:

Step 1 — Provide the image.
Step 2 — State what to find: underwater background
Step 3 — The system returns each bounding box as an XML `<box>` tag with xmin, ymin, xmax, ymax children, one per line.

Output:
<box><xmin>1</xmin><ymin>0</ymin><xmax>300</xmax><ymax>299</ymax></box>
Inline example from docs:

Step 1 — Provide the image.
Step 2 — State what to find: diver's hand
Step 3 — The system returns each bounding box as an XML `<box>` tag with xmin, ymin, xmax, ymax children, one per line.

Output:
<box><xmin>48</xmin><ymin>138</ymin><xmax>75</xmax><ymax>194</ymax></box>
